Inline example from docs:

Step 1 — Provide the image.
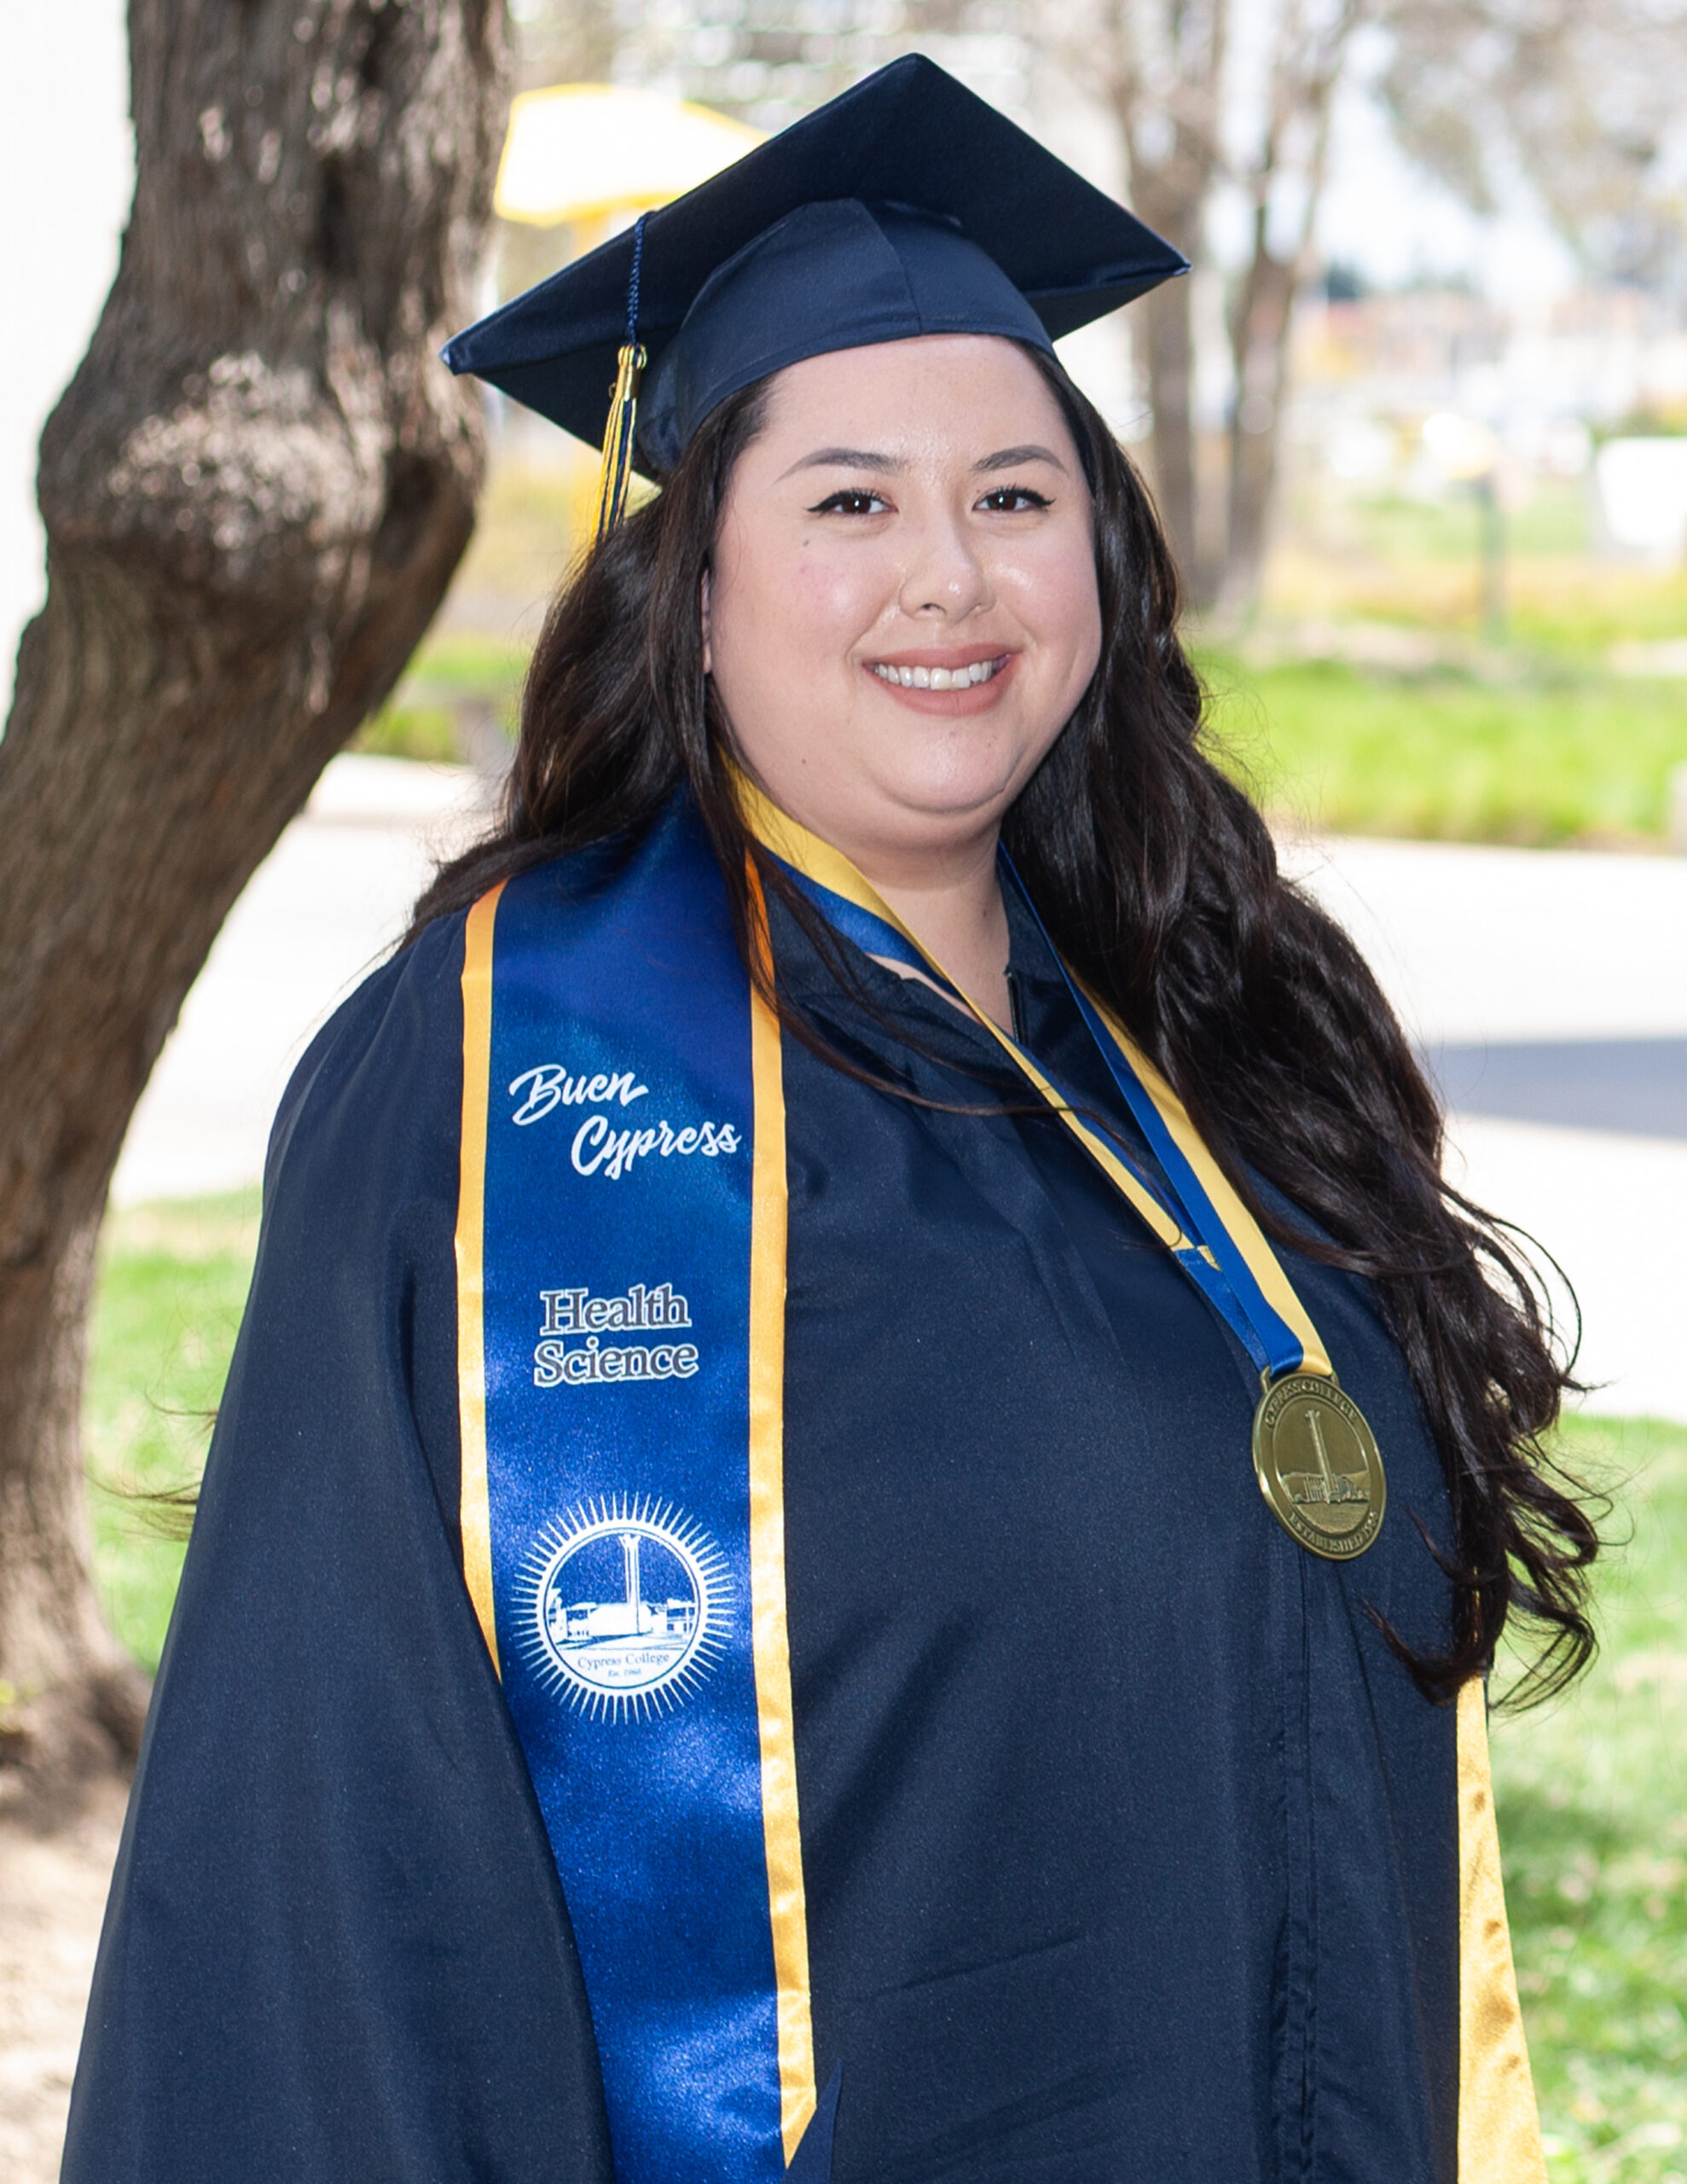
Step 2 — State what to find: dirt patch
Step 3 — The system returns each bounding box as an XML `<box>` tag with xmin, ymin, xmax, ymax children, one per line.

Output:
<box><xmin>0</xmin><ymin>1784</ymin><xmax>125</xmax><ymax>2182</ymax></box>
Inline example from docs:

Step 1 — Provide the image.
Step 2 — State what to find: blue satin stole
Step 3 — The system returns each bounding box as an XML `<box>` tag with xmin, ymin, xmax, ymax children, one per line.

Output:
<box><xmin>454</xmin><ymin>803</ymin><xmax>821</xmax><ymax>2182</ymax></box>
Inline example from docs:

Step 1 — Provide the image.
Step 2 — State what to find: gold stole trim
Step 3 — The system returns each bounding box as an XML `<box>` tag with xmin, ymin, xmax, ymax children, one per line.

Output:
<box><xmin>455</xmin><ymin>881</ymin><xmax>506</xmax><ymax>1671</ymax></box>
<box><xmin>746</xmin><ymin>863</ymin><xmax>818</xmax><ymax>2159</ymax></box>
<box><xmin>1458</xmin><ymin>1679</ymin><xmax>1545</xmax><ymax>2182</ymax></box>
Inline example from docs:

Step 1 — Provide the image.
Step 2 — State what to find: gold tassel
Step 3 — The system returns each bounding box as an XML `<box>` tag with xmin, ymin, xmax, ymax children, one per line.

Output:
<box><xmin>593</xmin><ymin>340</ymin><xmax>647</xmax><ymax>543</ymax></box>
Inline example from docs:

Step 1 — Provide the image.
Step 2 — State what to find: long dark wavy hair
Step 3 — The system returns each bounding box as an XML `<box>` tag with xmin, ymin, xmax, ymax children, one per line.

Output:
<box><xmin>414</xmin><ymin>346</ymin><xmax>1598</xmax><ymax>1705</ymax></box>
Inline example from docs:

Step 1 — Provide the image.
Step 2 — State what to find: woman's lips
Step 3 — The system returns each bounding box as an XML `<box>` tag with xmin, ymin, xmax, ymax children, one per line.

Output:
<box><xmin>862</xmin><ymin>649</ymin><xmax>1018</xmax><ymax>714</ymax></box>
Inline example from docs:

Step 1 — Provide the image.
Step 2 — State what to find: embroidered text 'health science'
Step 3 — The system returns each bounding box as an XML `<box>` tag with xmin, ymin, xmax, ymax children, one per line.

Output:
<box><xmin>533</xmin><ymin>1283</ymin><xmax>699</xmax><ymax>1388</ymax></box>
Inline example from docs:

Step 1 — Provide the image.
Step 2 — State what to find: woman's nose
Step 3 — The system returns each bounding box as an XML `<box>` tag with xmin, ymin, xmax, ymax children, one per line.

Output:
<box><xmin>896</xmin><ymin>511</ymin><xmax>994</xmax><ymax>619</ymax></box>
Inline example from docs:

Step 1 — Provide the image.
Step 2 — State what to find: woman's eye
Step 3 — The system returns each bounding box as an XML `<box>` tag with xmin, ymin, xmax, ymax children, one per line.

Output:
<box><xmin>979</xmin><ymin>485</ymin><xmax>1052</xmax><ymax>513</ymax></box>
<box><xmin>808</xmin><ymin>489</ymin><xmax>890</xmax><ymax>516</ymax></box>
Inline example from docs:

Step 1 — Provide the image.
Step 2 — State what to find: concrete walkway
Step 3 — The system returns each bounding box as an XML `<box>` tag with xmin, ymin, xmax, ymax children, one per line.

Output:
<box><xmin>1284</xmin><ymin>833</ymin><xmax>1687</xmax><ymax>1422</ymax></box>
<box><xmin>113</xmin><ymin>758</ymin><xmax>487</xmax><ymax>1205</ymax></box>
<box><xmin>113</xmin><ymin>763</ymin><xmax>1687</xmax><ymax>1422</ymax></box>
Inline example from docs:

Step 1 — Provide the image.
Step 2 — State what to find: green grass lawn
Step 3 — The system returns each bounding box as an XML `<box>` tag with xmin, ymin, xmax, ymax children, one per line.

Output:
<box><xmin>84</xmin><ymin>1193</ymin><xmax>1686</xmax><ymax>2169</ymax></box>
<box><xmin>1268</xmin><ymin>479</ymin><xmax>1687</xmax><ymax>653</ymax></box>
<box><xmin>1201</xmin><ymin>652</ymin><xmax>1687</xmax><ymax>845</ymax></box>
<box><xmin>83</xmin><ymin>1193</ymin><xmax>259</xmax><ymax>1673</ymax></box>
<box><xmin>354</xmin><ymin>628</ymin><xmax>530</xmax><ymax>764</ymax></box>
<box><xmin>1491</xmin><ymin>1416</ymin><xmax>1687</xmax><ymax>2181</ymax></box>
<box><xmin>1230</xmin><ymin>482</ymin><xmax>1687</xmax><ymax>842</ymax></box>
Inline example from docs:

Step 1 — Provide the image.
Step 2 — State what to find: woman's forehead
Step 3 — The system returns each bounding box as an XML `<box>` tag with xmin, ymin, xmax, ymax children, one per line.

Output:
<box><xmin>756</xmin><ymin>336</ymin><xmax>1075</xmax><ymax>460</ymax></box>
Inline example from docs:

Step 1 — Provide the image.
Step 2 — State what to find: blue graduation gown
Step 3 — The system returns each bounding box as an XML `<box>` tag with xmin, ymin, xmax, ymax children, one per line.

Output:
<box><xmin>64</xmin><ymin>862</ymin><xmax>1461</xmax><ymax>2183</ymax></box>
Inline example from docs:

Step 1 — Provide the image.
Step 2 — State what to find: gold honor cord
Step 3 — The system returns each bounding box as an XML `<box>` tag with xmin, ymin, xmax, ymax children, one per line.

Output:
<box><xmin>1457</xmin><ymin>1681</ymin><xmax>1548</xmax><ymax>2181</ymax></box>
<box><xmin>736</xmin><ymin>775</ymin><xmax>1385</xmax><ymax>1560</ymax></box>
<box><xmin>456</xmin><ymin>880</ymin><xmax>508</xmax><ymax>1670</ymax></box>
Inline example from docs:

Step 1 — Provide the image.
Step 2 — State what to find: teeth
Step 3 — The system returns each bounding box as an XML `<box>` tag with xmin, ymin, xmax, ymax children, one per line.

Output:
<box><xmin>872</xmin><ymin>658</ymin><xmax>1003</xmax><ymax>689</ymax></box>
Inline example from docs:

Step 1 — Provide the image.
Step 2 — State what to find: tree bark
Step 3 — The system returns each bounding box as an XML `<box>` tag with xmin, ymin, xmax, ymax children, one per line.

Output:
<box><xmin>1088</xmin><ymin>0</ymin><xmax>1229</xmax><ymax>607</ymax></box>
<box><xmin>1216</xmin><ymin>0</ymin><xmax>1359</xmax><ymax>618</ymax></box>
<box><xmin>1128</xmin><ymin>183</ymin><xmax>1208</xmax><ymax>593</ymax></box>
<box><xmin>1220</xmin><ymin>234</ymin><xmax>1299</xmax><ymax>612</ymax></box>
<box><xmin>0</xmin><ymin>0</ymin><xmax>508</xmax><ymax>1804</ymax></box>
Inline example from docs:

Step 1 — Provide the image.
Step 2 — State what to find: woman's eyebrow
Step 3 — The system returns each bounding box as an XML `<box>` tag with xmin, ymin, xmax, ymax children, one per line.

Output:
<box><xmin>976</xmin><ymin>444</ymin><xmax>1067</xmax><ymax>473</ymax></box>
<box><xmin>781</xmin><ymin>446</ymin><xmax>904</xmax><ymax>478</ymax></box>
<box><xmin>778</xmin><ymin>440</ymin><xmax>1070</xmax><ymax>480</ymax></box>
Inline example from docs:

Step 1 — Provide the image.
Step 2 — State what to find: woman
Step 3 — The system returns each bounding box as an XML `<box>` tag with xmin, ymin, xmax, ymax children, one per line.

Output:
<box><xmin>67</xmin><ymin>56</ymin><xmax>1594</xmax><ymax>2184</ymax></box>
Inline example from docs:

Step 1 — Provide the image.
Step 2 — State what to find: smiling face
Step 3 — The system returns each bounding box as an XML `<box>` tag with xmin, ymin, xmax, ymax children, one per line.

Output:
<box><xmin>703</xmin><ymin>334</ymin><xmax>1102</xmax><ymax>886</ymax></box>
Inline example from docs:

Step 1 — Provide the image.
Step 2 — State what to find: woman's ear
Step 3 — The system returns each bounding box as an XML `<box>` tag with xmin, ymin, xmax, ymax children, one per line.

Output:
<box><xmin>700</xmin><ymin>568</ymin><xmax>712</xmax><ymax>675</ymax></box>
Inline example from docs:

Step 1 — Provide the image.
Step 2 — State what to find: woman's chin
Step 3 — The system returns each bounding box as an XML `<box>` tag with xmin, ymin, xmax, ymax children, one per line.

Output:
<box><xmin>738</xmin><ymin>715</ymin><xmax>1056</xmax><ymax>853</ymax></box>
<box><xmin>850</xmin><ymin>759</ymin><xmax>1036</xmax><ymax>841</ymax></box>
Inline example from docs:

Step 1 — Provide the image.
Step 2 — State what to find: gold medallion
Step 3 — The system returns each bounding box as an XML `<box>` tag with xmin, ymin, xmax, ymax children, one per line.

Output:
<box><xmin>1251</xmin><ymin>1374</ymin><xmax>1385</xmax><ymax>1560</ymax></box>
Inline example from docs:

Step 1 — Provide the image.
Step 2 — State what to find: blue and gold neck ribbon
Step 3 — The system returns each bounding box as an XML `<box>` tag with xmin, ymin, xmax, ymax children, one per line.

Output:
<box><xmin>455</xmin><ymin>800</ymin><xmax>829</xmax><ymax>2181</ymax></box>
<box><xmin>734</xmin><ymin>774</ymin><xmax>1334</xmax><ymax>1388</ymax></box>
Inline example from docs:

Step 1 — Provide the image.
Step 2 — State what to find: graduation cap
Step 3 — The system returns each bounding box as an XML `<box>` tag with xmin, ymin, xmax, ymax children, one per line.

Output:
<box><xmin>444</xmin><ymin>55</ymin><xmax>1187</xmax><ymax>531</ymax></box>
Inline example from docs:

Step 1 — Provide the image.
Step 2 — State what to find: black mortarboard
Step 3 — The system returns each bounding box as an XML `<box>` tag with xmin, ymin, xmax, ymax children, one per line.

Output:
<box><xmin>444</xmin><ymin>55</ymin><xmax>1186</xmax><ymax>485</ymax></box>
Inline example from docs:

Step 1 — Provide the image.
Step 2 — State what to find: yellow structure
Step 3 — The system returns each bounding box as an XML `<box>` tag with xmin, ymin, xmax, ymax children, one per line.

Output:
<box><xmin>496</xmin><ymin>84</ymin><xmax>766</xmax><ymax>230</ymax></box>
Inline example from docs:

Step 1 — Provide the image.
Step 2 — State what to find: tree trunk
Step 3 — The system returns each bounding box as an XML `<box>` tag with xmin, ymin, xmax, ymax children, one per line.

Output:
<box><xmin>1133</xmin><ymin>255</ymin><xmax>1203</xmax><ymax>592</ymax></box>
<box><xmin>1215</xmin><ymin>0</ymin><xmax>1359</xmax><ymax>616</ymax></box>
<box><xmin>1106</xmin><ymin>82</ymin><xmax>1227</xmax><ymax>610</ymax></box>
<box><xmin>0</xmin><ymin>0</ymin><xmax>508</xmax><ymax>1805</ymax></box>
<box><xmin>1220</xmin><ymin>237</ymin><xmax>1299</xmax><ymax>614</ymax></box>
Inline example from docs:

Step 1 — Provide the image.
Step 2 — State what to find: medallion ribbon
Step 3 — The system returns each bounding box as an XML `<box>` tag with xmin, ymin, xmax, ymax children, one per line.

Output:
<box><xmin>736</xmin><ymin>775</ymin><xmax>1386</xmax><ymax>1560</ymax></box>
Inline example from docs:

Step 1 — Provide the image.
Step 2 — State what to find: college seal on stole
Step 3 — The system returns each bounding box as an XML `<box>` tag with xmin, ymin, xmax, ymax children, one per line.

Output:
<box><xmin>516</xmin><ymin>1498</ymin><xmax>733</xmax><ymax>1721</ymax></box>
